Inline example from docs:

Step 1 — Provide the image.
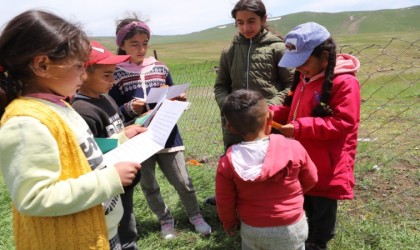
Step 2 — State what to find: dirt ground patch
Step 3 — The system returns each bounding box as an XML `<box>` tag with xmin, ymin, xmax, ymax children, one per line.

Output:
<box><xmin>352</xmin><ymin>160</ymin><xmax>419</xmax><ymax>219</ymax></box>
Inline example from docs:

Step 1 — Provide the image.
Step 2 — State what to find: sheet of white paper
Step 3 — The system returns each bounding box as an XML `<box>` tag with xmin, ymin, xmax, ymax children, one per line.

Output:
<box><xmin>147</xmin><ymin>100</ymin><xmax>189</xmax><ymax>145</ymax></box>
<box><xmin>141</xmin><ymin>93</ymin><xmax>166</xmax><ymax>127</ymax></box>
<box><xmin>146</xmin><ymin>83</ymin><xmax>189</xmax><ymax>103</ymax></box>
<box><xmin>146</xmin><ymin>88</ymin><xmax>169</xmax><ymax>103</ymax></box>
<box><xmin>104</xmin><ymin>99</ymin><xmax>189</xmax><ymax>165</ymax></box>
<box><xmin>166</xmin><ymin>83</ymin><xmax>189</xmax><ymax>100</ymax></box>
<box><xmin>103</xmin><ymin>132</ymin><xmax>161</xmax><ymax>165</ymax></box>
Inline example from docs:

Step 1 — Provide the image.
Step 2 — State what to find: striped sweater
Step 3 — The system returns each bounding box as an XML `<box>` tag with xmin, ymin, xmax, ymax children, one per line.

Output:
<box><xmin>110</xmin><ymin>57</ymin><xmax>184</xmax><ymax>151</ymax></box>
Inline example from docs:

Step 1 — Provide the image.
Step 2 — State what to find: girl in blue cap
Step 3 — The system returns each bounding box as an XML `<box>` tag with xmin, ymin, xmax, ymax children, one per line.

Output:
<box><xmin>270</xmin><ymin>22</ymin><xmax>361</xmax><ymax>250</ymax></box>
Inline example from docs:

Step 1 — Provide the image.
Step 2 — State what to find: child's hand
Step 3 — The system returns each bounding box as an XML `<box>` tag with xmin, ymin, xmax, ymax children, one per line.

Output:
<box><xmin>278</xmin><ymin>123</ymin><xmax>294</xmax><ymax>137</ymax></box>
<box><xmin>225</xmin><ymin>225</ymin><xmax>239</xmax><ymax>237</ymax></box>
<box><xmin>114</xmin><ymin>162</ymin><xmax>141</xmax><ymax>186</ymax></box>
<box><xmin>124</xmin><ymin>124</ymin><xmax>147</xmax><ymax>139</ymax></box>
<box><xmin>171</xmin><ymin>93</ymin><xmax>187</xmax><ymax>102</ymax></box>
<box><xmin>131</xmin><ymin>98</ymin><xmax>146</xmax><ymax>114</ymax></box>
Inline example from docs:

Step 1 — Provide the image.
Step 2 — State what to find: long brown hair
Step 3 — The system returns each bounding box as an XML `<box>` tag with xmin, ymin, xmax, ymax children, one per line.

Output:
<box><xmin>0</xmin><ymin>10</ymin><xmax>90</xmax><ymax>118</ymax></box>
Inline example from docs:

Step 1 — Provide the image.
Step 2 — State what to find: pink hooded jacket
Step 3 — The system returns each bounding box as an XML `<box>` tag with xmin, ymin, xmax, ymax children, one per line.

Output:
<box><xmin>270</xmin><ymin>54</ymin><xmax>361</xmax><ymax>200</ymax></box>
<box><xmin>216</xmin><ymin>134</ymin><xmax>317</xmax><ymax>230</ymax></box>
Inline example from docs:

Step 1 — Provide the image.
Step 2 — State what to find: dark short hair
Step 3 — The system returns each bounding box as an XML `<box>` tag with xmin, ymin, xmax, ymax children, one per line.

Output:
<box><xmin>222</xmin><ymin>89</ymin><xmax>267</xmax><ymax>136</ymax></box>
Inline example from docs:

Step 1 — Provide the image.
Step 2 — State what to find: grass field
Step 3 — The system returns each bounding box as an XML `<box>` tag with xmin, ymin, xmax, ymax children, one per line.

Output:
<box><xmin>0</xmin><ymin>31</ymin><xmax>419</xmax><ymax>249</ymax></box>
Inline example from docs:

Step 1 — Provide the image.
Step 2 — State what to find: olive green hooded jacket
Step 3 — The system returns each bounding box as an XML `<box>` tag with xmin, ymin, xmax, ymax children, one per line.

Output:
<box><xmin>214</xmin><ymin>29</ymin><xmax>294</xmax><ymax>110</ymax></box>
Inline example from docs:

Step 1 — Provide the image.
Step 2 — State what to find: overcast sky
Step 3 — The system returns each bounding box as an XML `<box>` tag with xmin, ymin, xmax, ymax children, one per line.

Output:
<box><xmin>1</xmin><ymin>0</ymin><xmax>419</xmax><ymax>36</ymax></box>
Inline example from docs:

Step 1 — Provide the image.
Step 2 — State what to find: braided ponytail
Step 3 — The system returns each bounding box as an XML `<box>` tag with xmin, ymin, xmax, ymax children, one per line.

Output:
<box><xmin>311</xmin><ymin>38</ymin><xmax>336</xmax><ymax>117</ymax></box>
<box><xmin>283</xmin><ymin>71</ymin><xmax>300</xmax><ymax>107</ymax></box>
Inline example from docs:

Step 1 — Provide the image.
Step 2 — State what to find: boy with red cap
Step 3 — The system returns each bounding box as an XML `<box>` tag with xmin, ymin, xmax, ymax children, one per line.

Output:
<box><xmin>72</xmin><ymin>40</ymin><xmax>146</xmax><ymax>250</ymax></box>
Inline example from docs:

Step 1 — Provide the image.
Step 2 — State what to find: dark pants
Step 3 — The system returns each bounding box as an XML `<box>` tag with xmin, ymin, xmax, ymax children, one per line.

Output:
<box><xmin>109</xmin><ymin>234</ymin><xmax>122</xmax><ymax>250</ymax></box>
<box><xmin>118</xmin><ymin>172</ymin><xmax>142</xmax><ymax>250</ymax></box>
<box><xmin>304</xmin><ymin>195</ymin><xmax>338</xmax><ymax>249</ymax></box>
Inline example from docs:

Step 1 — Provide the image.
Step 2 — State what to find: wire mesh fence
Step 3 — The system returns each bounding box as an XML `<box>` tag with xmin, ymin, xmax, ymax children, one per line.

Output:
<box><xmin>0</xmin><ymin>37</ymin><xmax>417</xmax><ymax>250</ymax></box>
<box><xmin>171</xmin><ymin>37</ymin><xmax>420</xmax><ymax>169</ymax></box>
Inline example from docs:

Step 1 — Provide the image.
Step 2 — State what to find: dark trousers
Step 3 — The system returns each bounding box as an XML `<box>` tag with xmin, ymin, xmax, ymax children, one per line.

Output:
<box><xmin>118</xmin><ymin>172</ymin><xmax>142</xmax><ymax>250</ymax></box>
<box><xmin>304</xmin><ymin>195</ymin><xmax>338</xmax><ymax>248</ymax></box>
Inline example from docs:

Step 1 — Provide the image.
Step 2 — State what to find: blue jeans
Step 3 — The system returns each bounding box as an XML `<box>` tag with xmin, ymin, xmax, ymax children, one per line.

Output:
<box><xmin>241</xmin><ymin>215</ymin><xmax>308</xmax><ymax>250</ymax></box>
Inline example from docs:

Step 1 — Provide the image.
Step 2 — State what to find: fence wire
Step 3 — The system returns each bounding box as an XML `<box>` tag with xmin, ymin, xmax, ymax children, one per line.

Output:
<box><xmin>170</xmin><ymin>38</ymin><xmax>419</xmax><ymax>169</ymax></box>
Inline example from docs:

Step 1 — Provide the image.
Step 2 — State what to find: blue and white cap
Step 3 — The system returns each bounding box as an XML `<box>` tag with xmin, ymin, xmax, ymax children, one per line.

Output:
<box><xmin>278</xmin><ymin>22</ymin><xmax>330</xmax><ymax>68</ymax></box>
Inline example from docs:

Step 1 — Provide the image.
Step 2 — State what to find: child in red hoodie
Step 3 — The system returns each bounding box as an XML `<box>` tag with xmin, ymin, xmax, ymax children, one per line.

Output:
<box><xmin>270</xmin><ymin>22</ymin><xmax>361</xmax><ymax>250</ymax></box>
<box><xmin>216</xmin><ymin>89</ymin><xmax>318</xmax><ymax>249</ymax></box>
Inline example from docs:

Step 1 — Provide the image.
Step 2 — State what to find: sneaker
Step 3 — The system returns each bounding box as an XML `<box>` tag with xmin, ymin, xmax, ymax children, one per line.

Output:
<box><xmin>204</xmin><ymin>196</ymin><xmax>216</xmax><ymax>206</ymax></box>
<box><xmin>160</xmin><ymin>218</ymin><xmax>175</xmax><ymax>240</ymax></box>
<box><xmin>189</xmin><ymin>214</ymin><xmax>211</xmax><ymax>235</ymax></box>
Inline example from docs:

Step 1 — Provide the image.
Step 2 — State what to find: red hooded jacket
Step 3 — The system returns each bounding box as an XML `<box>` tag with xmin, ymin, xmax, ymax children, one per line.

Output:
<box><xmin>270</xmin><ymin>54</ymin><xmax>361</xmax><ymax>200</ymax></box>
<box><xmin>216</xmin><ymin>134</ymin><xmax>317</xmax><ymax>230</ymax></box>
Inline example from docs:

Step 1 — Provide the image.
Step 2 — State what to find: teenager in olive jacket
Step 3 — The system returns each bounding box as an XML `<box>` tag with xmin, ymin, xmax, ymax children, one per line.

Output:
<box><xmin>206</xmin><ymin>0</ymin><xmax>293</xmax><ymax>207</ymax></box>
<box><xmin>214</xmin><ymin>29</ymin><xmax>292</xmax><ymax>109</ymax></box>
<box><xmin>214</xmin><ymin>0</ymin><xmax>293</xmax><ymax>149</ymax></box>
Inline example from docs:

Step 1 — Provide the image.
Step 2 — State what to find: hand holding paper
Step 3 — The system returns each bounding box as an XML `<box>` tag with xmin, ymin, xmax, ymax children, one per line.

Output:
<box><xmin>131</xmin><ymin>97</ymin><xmax>147</xmax><ymax>114</ymax></box>
<box><xmin>134</xmin><ymin>94</ymin><xmax>165</xmax><ymax>127</ymax></box>
<box><xmin>104</xmin><ymin>99</ymin><xmax>190</xmax><ymax>166</ymax></box>
<box><xmin>171</xmin><ymin>92</ymin><xmax>187</xmax><ymax>102</ymax></box>
<box><xmin>146</xmin><ymin>83</ymin><xmax>189</xmax><ymax>103</ymax></box>
<box><xmin>165</xmin><ymin>83</ymin><xmax>189</xmax><ymax>100</ymax></box>
<box><xmin>124</xmin><ymin>124</ymin><xmax>147</xmax><ymax>139</ymax></box>
<box><xmin>114</xmin><ymin>161</ymin><xmax>141</xmax><ymax>186</ymax></box>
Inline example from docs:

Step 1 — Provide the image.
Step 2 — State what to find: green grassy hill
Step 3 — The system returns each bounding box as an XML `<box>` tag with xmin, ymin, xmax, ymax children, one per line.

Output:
<box><xmin>92</xmin><ymin>5</ymin><xmax>420</xmax><ymax>66</ymax></box>
<box><xmin>149</xmin><ymin>5</ymin><xmax>420</xmax><ymax>44</ymax></box>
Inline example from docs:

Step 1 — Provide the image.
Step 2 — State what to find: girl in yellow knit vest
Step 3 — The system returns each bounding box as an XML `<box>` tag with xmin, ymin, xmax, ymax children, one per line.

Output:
<box><xmin>0</xmin><ymin>10</ymin><xmax>143</xmax><ymax>250</ymax></box>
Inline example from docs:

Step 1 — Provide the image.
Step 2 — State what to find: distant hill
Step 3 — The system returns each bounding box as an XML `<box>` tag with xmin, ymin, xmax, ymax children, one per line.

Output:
<box><xmin>150</xmin><ymin>5</ymin><xmax>420</xmax><ymax>45</ymax></box>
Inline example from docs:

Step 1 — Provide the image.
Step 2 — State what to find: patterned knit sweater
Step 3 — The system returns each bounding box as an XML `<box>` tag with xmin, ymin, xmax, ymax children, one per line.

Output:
<box><xmin>110</xmin><ymin>57</ymin><xmax>184</xmax><ymax>151</ymax></box>
<box><xmin>1</xmin><ymin>98</ymin><xmax>109</xmax><ymax>249</ymax></box>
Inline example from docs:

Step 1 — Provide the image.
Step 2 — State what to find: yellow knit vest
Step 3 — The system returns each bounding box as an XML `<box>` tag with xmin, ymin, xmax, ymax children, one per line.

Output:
<box><xmin>1</xmin><ymin>97</ymin><xmax>109</xmax><ymax>250</ymax></box>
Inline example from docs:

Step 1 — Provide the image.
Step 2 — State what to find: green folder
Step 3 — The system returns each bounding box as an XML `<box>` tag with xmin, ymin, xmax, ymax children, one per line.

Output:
<box><xmin>135</xmin><ymin>113</ymin><xmax>152</xmax><ymax>126</ymax></box>
<box><xmin>94</xmin><ymin>138</ymin><xmax>118</xmax><ymax>154</ymax></box>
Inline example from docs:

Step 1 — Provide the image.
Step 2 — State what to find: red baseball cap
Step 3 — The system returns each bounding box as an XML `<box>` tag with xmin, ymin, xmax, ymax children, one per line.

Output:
<box><xmin>86</xmin><ymin>40</ymin><xmax>130</xmax><ymax>67</ymax></box>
